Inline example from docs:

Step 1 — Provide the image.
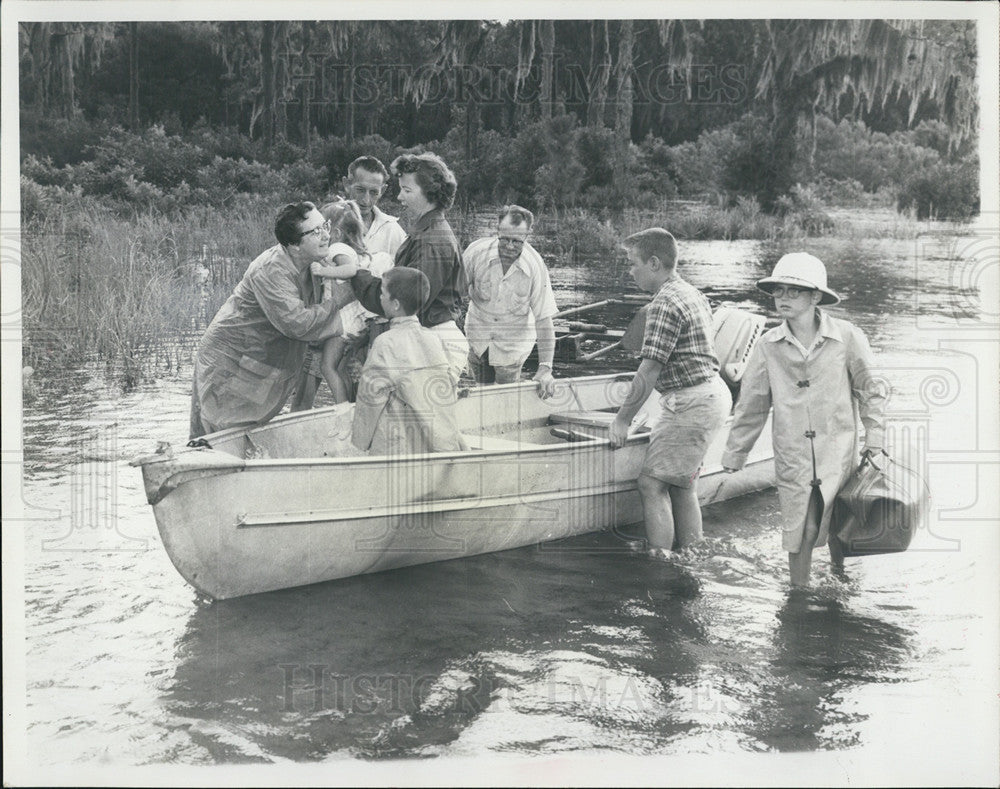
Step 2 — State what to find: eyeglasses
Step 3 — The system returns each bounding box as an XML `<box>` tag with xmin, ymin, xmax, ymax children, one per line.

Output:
<box><xmin>498</xmin><ymin>236</ymin><xmax>526</xmax><ymax>247</ymax></box>
<box><xmin>770</xmin><ymin>285</ymin><xmax>813</xmax><ymax>299</ymax></box>
<box><xmin>301</xmin><ymin>219</ymin><xmax>331</xmax><ymax>239</ymax></box>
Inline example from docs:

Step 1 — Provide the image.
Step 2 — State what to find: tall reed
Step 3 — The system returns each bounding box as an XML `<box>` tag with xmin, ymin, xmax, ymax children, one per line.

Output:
<box><xmin>21</xmin><ymin>203</ymin><xmax>274</xmax><ymax>389</ymax></box>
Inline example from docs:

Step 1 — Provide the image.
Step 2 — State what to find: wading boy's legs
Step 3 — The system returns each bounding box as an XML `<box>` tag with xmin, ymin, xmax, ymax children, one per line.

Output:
<box><xmin>828</xmin><ymin>532</ymin><xmax>846</xmax><ymax>577</ymax></box>
<box><xmin>670</xmin><ymin>483</ymin><xmax>703</xmax><ymax>547</ymax></box>
<box><xmin>788</xmin><ymin>488</ymin><xmax>823</xmax><ymax>588</ymax></box>
<box><xmin>637</xmin><ymin>475</ymin><xmax>704</xmax><ymax>552</ymax></box>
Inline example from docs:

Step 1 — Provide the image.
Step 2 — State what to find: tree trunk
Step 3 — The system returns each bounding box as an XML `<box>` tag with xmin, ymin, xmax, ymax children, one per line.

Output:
<box><xmin>614</xmin><ymin>20</ymin><xmax>634</xmax><ymax>140</ymax></box>
<box><xmin>128</xmin><ymin>23</ymin><xmax>139</xmax><ymax>131</ymax></box>
<box><xmin>300</xmin><ymin>22</ymin><xmax>313</xmax><ymax>152</ymax></box>
<box><xmin>587</xmin><ymin>21</ymin><xmax>611</xmax><ymax>128</ymax></box>
<box><xmin>766</xmin><ymin>82</ymin><xmax>810</xmax><ymax>210</ymax></box>
<box><xmin>612</xmin><ymin>20</ymin><xmax>634</xmax><ymax>191</ymax></box>
<box><xmin>274</xmin><ymin>21</ymin><xmax>288</xmax><ymax>142</ymax></box>
<box><xmin>345</xmin><ymin>42</ymin><xmax>355</xmax><ymax>143</ymax></box>
<box><xmin>261</xmin><ymin>21</ymin><xmax>275</xmax><ymax>147</ymax></box>
<box><xmin>465</xmin><ymin>94</ymin><xmax>480</xmax><ymax>161</ymax></box>
<box><xmin>52</xmin><ymin>30</ymin><xmax>77</xmax><ymax>119</ymax></box>
<box><xmin>539</xmin><ymin>20</ymin><xmax>555</xmax><ymax>122</ymax></box>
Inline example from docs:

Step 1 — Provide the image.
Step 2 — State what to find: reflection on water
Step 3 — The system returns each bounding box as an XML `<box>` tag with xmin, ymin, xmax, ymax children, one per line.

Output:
<box><xmin>167</xmin><ymin>534</ymin><xmax>708</xmax><ymax>759</ymax></box>
<box><xmin>754</xmin><ymin>594</ymin><xmax>912</xmax><ymax>752</ymax></box>
<box><xmin>16</xmin><ymin>233</ymin><xmax>998</xmax><ymax>768</ymax></box>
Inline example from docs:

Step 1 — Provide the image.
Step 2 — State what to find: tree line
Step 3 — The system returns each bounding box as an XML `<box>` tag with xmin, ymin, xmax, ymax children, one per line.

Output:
<box><xmin>19</xmin><ymin>18</ymin><xmax>978</xmax><ymax>209</ymax></box>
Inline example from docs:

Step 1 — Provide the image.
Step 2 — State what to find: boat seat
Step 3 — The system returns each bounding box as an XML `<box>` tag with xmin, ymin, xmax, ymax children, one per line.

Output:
<box><xmin>549</xmin><ymin>410</ymin><xmax>653</xmax><ymax>435</ymax></box>
<box><xmin>461</xmin><ymin>433</ymin><xmax>544</xmax><ymax>451</ymax></box>
<box><xmin>548</xmin><ymin>410</ymin><xmax>616</xmax><ymax>429</ymax></box>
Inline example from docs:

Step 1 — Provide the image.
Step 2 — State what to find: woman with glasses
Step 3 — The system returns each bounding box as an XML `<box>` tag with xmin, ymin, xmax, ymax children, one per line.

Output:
<box><xmin>349</xmin><ymin>152</ymin><xmax>469</xmax><ymax>382</ymax></box>
<box><xmin>721</xmin><ymin>253</ymin><xmax>887</xmax><ymax>589</ymax></box>
<box><xmin>190</xmin><ymin>201</ymin><xmax>350</xmax><ymax>438</ymax></box>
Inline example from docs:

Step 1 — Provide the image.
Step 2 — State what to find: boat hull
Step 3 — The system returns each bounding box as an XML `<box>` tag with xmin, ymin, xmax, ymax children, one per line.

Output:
<box><xmin>135</xmin><ymin>374</ymin><xmax>774</xmax><ymax>599</ymax></box>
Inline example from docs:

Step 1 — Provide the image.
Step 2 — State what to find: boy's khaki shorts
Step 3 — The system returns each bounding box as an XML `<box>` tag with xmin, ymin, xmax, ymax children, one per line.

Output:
<box><xmin>641</xmin><ymin>376</ymin><xmax>732</xmax><ymax>488</ymax></box>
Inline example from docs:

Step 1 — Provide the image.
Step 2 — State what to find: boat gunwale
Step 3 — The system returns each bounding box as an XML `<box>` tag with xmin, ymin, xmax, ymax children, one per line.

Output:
<box><xmin>151</xmin><ymin>372</ymin><xmax>647</xmax><ymax>471</ymax></box>
<box><xmin>165</xmin><ymin>429</ymin><xmax>650</xmax><ymax>471</ymax></box>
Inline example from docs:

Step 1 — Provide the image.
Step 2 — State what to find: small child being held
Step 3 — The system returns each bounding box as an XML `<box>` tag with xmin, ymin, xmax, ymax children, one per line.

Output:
<box><xmin>721</xmin><ymin>253</ymin><xmax>886</xmax><ymax>590</ymax></box>
<box><xmin>309</xmin><ymin>200</ymin><xmax>378</xmax><ymax>402</ymax></box>
<box><xmin>351</xmin><ymin>267</ymin><xmax>468</xmax><ymax>455</ymax></box>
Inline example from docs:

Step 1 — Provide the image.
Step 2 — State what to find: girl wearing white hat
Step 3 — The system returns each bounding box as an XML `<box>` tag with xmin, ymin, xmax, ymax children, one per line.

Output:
<box><xmin>721</xmin><ymin>253</ymin><xmax>887</xmax><ymax>589</ymax></box>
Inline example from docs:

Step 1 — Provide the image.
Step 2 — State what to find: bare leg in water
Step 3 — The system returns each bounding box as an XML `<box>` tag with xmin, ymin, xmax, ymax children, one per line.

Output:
<box><xmin>788</xmin><ymin>488</ymin><xmax>823</xmax><ymax>588</ymax></box>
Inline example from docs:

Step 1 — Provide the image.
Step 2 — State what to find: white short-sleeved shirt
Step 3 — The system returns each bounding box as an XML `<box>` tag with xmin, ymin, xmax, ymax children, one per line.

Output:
<box><xmin>462</xmin><ymin>237</ymin><xmax>559</xmax><ymax>367</ymax></box>
<box><xmin>364</xmin><ymin>206</ymin><xmax>407</xmax><ymax>258</ymax></box>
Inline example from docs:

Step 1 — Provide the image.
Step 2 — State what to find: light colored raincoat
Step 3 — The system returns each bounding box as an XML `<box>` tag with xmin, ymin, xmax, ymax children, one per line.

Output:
<box><xmin>721</xmin><ymin>310</ymin><xmax>886</xmax><ymax>552</ymax></box>
<box><xmin>351</xmin><ymin>316</ymin><xmax>467</xmax><ymax>455</ymax></box>
<box><xmin>190</xmin><ymin>244</ymin><xmax>342</xmax><ymax>438</ymax></box>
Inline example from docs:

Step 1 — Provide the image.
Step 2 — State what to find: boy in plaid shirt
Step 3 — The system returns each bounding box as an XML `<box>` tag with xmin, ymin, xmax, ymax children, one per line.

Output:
<box><xmin>609</xmin><ymin>228</ymin><xmax>732</xmax><ymax>557</ymax></box>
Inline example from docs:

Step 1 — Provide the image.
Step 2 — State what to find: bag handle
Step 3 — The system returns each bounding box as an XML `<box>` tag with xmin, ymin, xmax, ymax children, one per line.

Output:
<box><xmin>858</xmin><ymin>447</ymin><xmax>889</xmax><ymax>473</ymax></box>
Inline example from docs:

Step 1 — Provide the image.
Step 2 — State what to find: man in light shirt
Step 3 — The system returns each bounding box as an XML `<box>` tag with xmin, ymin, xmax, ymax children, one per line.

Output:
<box><xmin>462</xmin><ymin>205</ymin><xmax>558</xmax><ymax>398</ymax></box>
<box><xmin>344</xmin><ymin>155</ymin><xmax>407</xmax><ymax>256</ymax></box>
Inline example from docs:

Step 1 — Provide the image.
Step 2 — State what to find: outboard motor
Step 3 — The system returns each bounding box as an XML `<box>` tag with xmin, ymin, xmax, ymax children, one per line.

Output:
<box><xmin>712</xmin><ymin>306</ymin><xmax>766</xmax><ymax>394</ymax></box>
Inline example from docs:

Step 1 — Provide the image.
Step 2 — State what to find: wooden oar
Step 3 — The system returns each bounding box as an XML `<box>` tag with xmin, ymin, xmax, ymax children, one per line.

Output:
<box><xmin>578</xmin><ymin>304</ymin><xmax>647</xmax><ymax>361</ymax></box>
<box><xmin>553</xmin><ymin>299</ymin><xmax>620</xmax><ymax>320</ymax></box>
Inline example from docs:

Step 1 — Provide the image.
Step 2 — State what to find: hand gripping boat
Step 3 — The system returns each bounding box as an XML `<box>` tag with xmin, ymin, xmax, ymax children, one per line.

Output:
<box><xmin>132</xmin><ymin>373</ymin><xmax>774</xmax><ymax>600</ymax></box>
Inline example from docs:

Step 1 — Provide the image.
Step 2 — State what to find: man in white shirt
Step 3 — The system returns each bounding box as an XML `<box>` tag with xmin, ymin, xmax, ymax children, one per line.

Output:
<box><xmin>291</xmin><ymin>156</ymin><xmax>406</xmax><ymax>410</ymax></box>
<box><xmin>462</xmin><ymin>205</ymin><xmax>558</xmax><ymax>398</ymax></box>
<box><xmin>344</xmin><ymin>155</ymin><xmax>407</xmax><ymax>256</ymax></box>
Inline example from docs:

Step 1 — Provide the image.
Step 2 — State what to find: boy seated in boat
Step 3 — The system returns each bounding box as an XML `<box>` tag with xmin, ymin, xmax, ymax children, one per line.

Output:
<box><xmin>351</xmin><ymin>268</ymin><xmax>469</xmax><ymax>455</ymax></box>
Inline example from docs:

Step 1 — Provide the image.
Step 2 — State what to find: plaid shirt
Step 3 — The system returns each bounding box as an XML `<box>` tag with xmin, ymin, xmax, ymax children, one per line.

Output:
<box><xmin>641</xmin><ymin>276</ymin><xmax>719</xmax><ymax>392</ymax></box>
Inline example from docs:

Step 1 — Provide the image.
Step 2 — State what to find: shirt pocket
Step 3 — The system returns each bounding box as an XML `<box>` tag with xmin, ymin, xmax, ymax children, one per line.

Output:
<box><xmin>473</xmin><ymin>268</ymin><xmax>499</xmax><ymax>304</ymax></box>
<box><xmin>503</xmin><ymin>278</ymin><xmax>532</xmax><ymax>313</ymax></box>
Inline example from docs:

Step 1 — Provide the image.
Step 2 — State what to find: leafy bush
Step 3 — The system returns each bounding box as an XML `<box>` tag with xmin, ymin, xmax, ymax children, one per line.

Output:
<box><xmin>83</xmin><ymin>125</ymin><xmax>211</xmax><ymax>190</ymax></box>
<box><xmin>435</xmin><ymin>126</ymin><xmax>517</xmax><ymax>207</ymax></box>
<box><xmin>21</xmin><ymin>155</ymin><xmax>70</xmax><ymax>188</ymax></box>
<box><xmin>576</xmin><ymin>126</ymin><xmax>617</xmax><ymax>191</ymax></box>
<box><xmin>665</xmin><ymin>118</ymin><xmax>747</xmax><ymax>198</ymax></box>
<box><xmin>277</xmin><ymin>159</ymin><xmax>328</xmax><ymax>200</ymax></box>
<box><xmin>20</xmin><ymin>111</ymin><xmax>110</xmax><ymax>167</ymax></box>
<box><xmin>633</xmin><ymin>136</ymin><xmax>679</xmax><ymax>200</ymax></box>
<box><xmin>311</xmin><ymin>133</ymin><xmax>402</xmax><ymax>191</ymax></box>
<box><xmin>194</xmin><ymin>156</ymin><xmax>274</xmax><ymax>201</ymax></box>
<box><xmin>774</xmin><ymin>184</ymin><xmax>834</xmax><ymax>234</ymax></box>
<box><xmin>496</xmin><ymin>120</ymin><xmax>550</xmax><ymax>206</ymax></box>
<box><xmin>897</xmin><ymin>158</ymin><xmax>979</xmax><ymax>220</ymax></box>
<box><xmin>809</xmin><ymin>176</ymin><xmax>869</xmax><ymax>207</ymax></box>
<box><xmin>19</xmin><ymin>176</ymin><xmax>81</xmax><ymax>224</ymax></box>
<box><xmin>189</xmin><ymin>119</ymin><xmax>261</xmax><ymax>161</ymax></box>
<box><xmin>543</xmin><ymin>209</ymin><xmax>620</xmax><ymax>263</ymax></box>
<box><xmin>808</xmin><ymin>117</ymin><xmax>941</xmax><ymax>194</ymax></box>
<box><xmin>535</xmin><ymin>115</ymin><xmax>587</xmax><ymax>209</ymax></box>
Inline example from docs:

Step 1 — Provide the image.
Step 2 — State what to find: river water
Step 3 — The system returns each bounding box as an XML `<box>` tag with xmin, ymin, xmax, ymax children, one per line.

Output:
<box><xmin>10</xmin><ymin>231</ymin><xmax>999</xmax><ymax>783</ymax></box>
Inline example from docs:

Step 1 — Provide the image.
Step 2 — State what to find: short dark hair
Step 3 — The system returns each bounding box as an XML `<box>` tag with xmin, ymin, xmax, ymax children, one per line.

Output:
<box><xmin>623</xmin><ymin>228</ymin><xmax>678</xmax><ymax>270</ymax></box>
<box><xmin>391</xmin><ymin>153</ymin><xmax>457</xmax><ymax>210</ymax></box>
<box><xmin>499</xmin><ymin>204</ymin><xmax>534</xmax><ymax>230</ymax></box>
<box><xmin>347</xmin><ymin>156</ymin><xmax>389</xmax><ymax>182</ymax></box>
<box><xmin>383</xmin><ymin>267</ymin><xmax>430</xmax><ymax>315</ymax></box>
<box><xmin>275</xmin><ymin>201</ymin><xmax>317</xmax><ymax>246</ymax></box>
